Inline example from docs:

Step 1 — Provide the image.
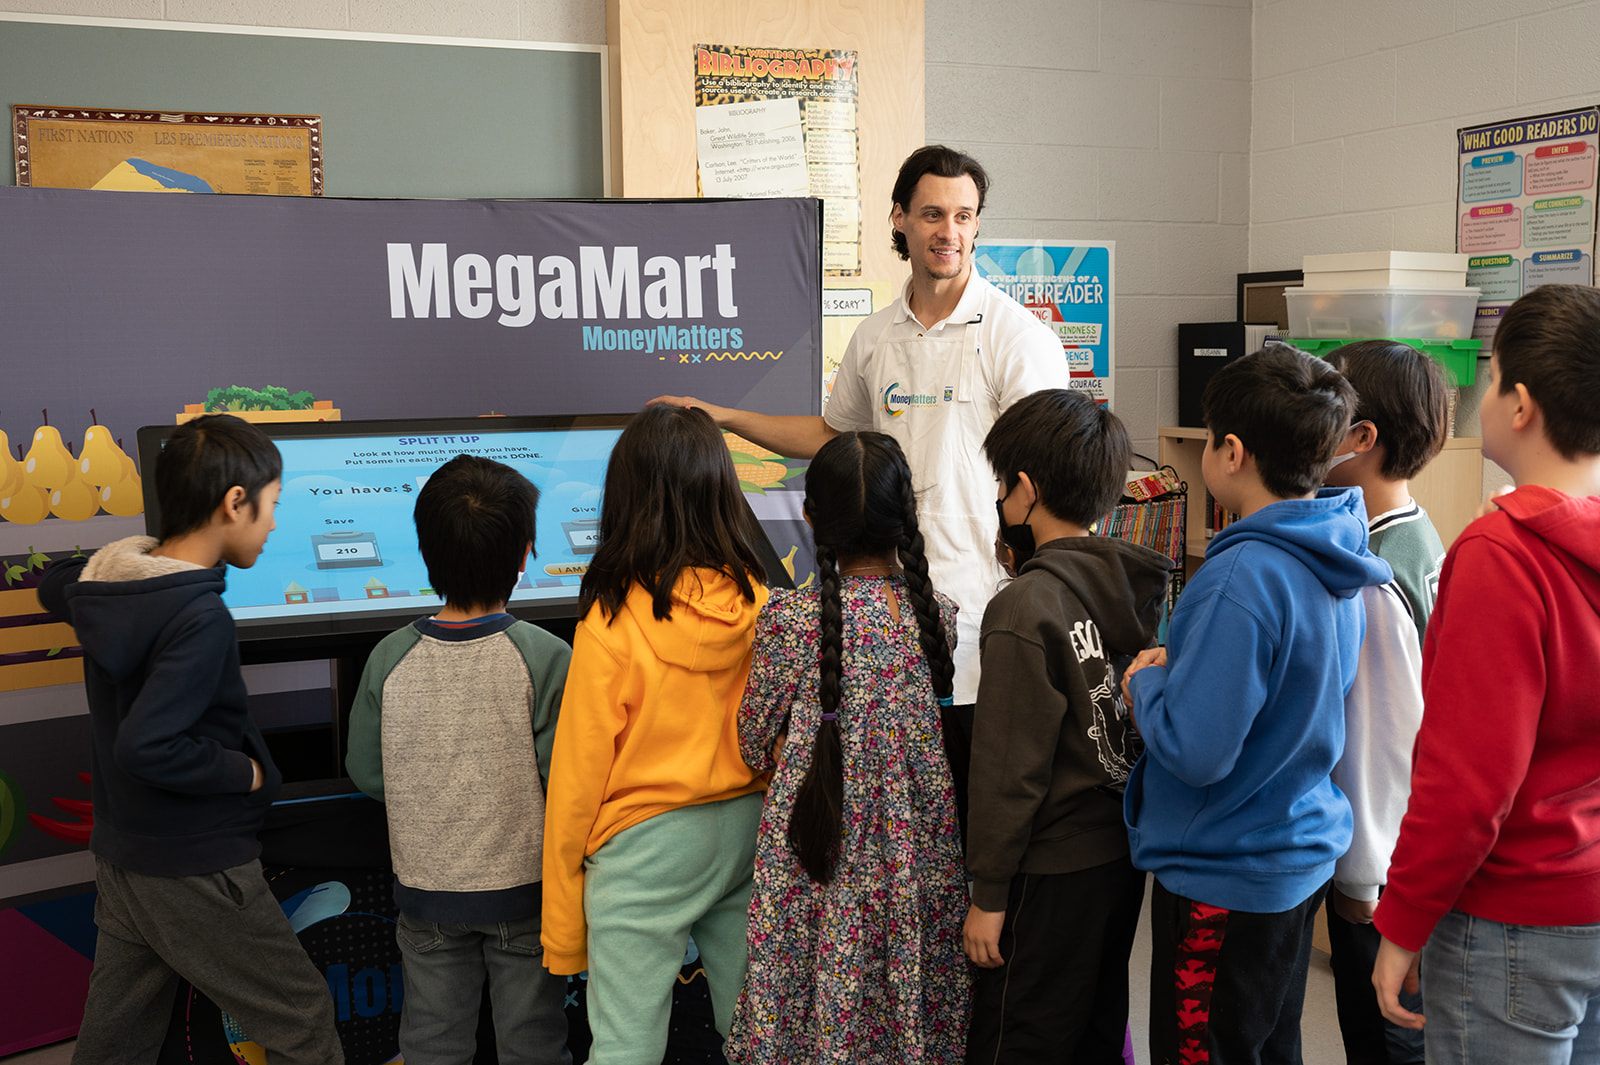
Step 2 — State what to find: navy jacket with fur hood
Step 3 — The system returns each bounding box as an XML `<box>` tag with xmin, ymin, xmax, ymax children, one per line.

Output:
<box><xmin>39</xmin><ymin>536</ymin><xmax>279</xmax><ymax>876</ymax></box>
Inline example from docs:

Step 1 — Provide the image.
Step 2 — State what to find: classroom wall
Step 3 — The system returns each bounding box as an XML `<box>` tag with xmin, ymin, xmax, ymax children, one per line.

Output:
<box><xmin>1250</xmin><ymin>0</ymin><xmax>1600</xmax><ymax>271</ymax></box>
<box><xmin>926</xmin><ymin>0</ymin><xmax>1252</xmax><ymax>458</ymax></box>
<box><xmin>0</xmin><ymin>0</ymin><xmax>603</xmax><ymax>43</ymax></box>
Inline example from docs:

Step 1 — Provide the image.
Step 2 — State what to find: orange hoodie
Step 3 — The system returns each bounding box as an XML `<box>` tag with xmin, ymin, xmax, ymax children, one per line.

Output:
<box><xmin>541</xmin><ymin>568</ymin><xmax>769</xmax><ymax>974</ymax></box>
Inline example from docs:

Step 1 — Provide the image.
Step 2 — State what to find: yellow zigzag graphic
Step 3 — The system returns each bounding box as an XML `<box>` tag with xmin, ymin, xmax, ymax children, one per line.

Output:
<box><xmin>676</xmin><ymin>965</ymin><xmax>707</xmax><ymax>985</ymax></box>
<box><xmin>704</xmin><ymin>350</ymin><xmax>784</xmax><ymax>361</ymax></box>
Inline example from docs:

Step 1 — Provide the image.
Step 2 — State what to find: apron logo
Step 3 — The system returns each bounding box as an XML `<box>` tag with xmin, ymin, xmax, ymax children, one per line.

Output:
<box><xmin>943</xmin><ymin>387</ymin><xmax>953</xmax><ymax>402</ymax></box>
<box><xmin>880</xmin><ymin>380</ymin><xmax>938</xmax><ymax>417</ymax></box>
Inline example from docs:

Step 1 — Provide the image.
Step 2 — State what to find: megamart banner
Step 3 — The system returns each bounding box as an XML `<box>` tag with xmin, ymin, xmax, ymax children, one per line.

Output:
<box><xmin>0</xmin><ymin>186</ymin><xmax>822</xmax><ymax>451</ymax></box>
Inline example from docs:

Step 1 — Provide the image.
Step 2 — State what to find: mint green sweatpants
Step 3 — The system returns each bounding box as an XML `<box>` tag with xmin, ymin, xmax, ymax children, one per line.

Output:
<box><xmin>582</xmin><ymin>792</ymin><xmax>762</xmax><ymax>1065</ymax></box>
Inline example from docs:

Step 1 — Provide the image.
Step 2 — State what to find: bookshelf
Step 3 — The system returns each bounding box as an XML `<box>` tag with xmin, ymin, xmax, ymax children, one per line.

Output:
<box><xmin>1157</xmin><ymin>428</ymin><xmax>1484</xmax><ymax>573</ymax></box>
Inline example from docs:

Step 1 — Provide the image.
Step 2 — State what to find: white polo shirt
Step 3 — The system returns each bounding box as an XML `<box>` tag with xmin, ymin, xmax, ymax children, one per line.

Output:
<box><xmin>824</xmin><ymin>270</ymin><xmax>1069</xmax><ymax>703</ymax></box>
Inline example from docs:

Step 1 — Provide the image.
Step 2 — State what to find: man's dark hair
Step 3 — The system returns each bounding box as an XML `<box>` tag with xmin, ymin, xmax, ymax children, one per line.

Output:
<box><xmin>414</xmin><ymin>454</ymin><xmax>540</xmax><ymax>610</ymax></box>
<box><xmin>983</xmin><ymin>389</ymin><xmax>1132</xmax><ymax>528</ymax></box>
<box><xmin>1323</xmin><ymin>340</ymin><xmax>1449</xmax><ymax>480</ymax></box>
<box><xmin>578</xmin><ymin>404</ymin><xmax>765</xmax><ymax>622</ymax></box>
<box><xmin>1202</xmin><ymin>345</ymin><xmax>1356</xmax><ymax>499</ymax></box>
<box><xmin>1492</xmin><ymin>283</ymin><xmax>1600</xmax><ymax>458</ymax></box>
<box><xmin>155</xmin><ymin>414</ymin><xmax>282</xmax><ymax>541</ymax></box>
<box><xmin>889</xmin><ymin>144</ymin><xmax>989</xmax><ymax>260</ymax></box>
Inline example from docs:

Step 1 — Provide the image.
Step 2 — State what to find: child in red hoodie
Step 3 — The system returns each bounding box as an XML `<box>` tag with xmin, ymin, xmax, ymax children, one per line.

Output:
<box><xmin>1373</xmin><ymin>284</ymin><xmax>1600</xmax><ymax>1063</ymax></box>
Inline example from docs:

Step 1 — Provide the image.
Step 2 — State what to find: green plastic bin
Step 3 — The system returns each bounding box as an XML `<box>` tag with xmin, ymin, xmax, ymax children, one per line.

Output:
<box><xmin>1289</xmin><ymin>337</ymin><xmax>1483</xmax><ymax>386</ymax></box>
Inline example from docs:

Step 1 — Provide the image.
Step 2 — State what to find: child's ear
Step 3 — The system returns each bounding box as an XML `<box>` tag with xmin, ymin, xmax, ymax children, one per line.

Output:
<box><xmin>1015</xmin><ymin>471</ymin><xmax>1039</xmax><ymax>509</ymax></box>
<box><xmin>521</xmin><ymin>541</ymin><xmax>533</xmax><ymax>567</ymax></box>
<box><xmin>1349</xmin><ymin>421</ymin><xmax>1379</xmax><ymax>455</ymax></box>
<box><xmin>1221</xmin><ymin>434</ymin><xmax>1248</xmax><ymax>475</ymax></box>
<box><xmin>1510</xmin><ymin>382</ymin><xmax>1539</xmax><ymax>433</ymax></box>
<box><xmin>219</xmin><ymin>485</ymin><xmax>248</xmax><ymax>524</ymax></box>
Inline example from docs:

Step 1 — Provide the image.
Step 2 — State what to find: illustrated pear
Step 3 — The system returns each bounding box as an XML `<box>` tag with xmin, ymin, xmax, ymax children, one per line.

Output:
<box><xmin>50</xmin><ymin>478</ymin><xmax>101</xmax><ymax>521</ymax></box>
<box><xmin>78</xmin><ymin>425</ymin><xmax>128</xmax><ymax>488</ymax></box>
<box><xmin>99</xmin><ymin>456</ymin><xmax>145</xmax><ymax>517</ymax></box>
<box><xmin>0</xmin><ymin>430</ymin><xmax>22</xmax><ymax>497</ymax></box>
<box><xmin>0</xmin><ymin>485</ymin><xmax>50</xmax><ymax>525</ymax></box>
<box><xmin>23</xmin><ymin>425</ymin><xmax>75</xmax><ymax>491</ymax></box>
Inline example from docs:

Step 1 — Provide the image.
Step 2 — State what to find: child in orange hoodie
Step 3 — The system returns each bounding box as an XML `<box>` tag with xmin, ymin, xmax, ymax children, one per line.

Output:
<box><xmin>542</xmin><ymin>403</ymin><xmax>771</xmax><ymax>1063</ymax></box>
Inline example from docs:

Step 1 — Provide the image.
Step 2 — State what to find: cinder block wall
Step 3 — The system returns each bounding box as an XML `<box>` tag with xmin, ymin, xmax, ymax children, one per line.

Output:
<box><xmin>926</xmin><ymin>0</ymin><xmax>1253</xmax><ymax>457</ymax></box>
<box><xmin>1250</xmin><ymin>0</ymin><xmax>1600</xmax><ymax>270</ymax></box>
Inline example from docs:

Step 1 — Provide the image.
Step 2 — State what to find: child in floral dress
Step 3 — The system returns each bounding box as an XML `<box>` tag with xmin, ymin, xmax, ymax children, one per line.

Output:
<box><xmin>725</xmin><ymin>431</ymin><xmax>970</xmax><ymax>1064</ymax></box>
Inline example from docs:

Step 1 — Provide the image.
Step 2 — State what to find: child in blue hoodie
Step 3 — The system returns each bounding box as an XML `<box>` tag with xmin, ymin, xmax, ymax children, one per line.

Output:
<box><xmin>1121</xmin><ymin>346</ymin><xmax>1391</xmax><ymax>1065</ymax></box>
<box><xmin>38</xmin><ymin>414</ymin><xmax>343</xmax><ymax>1065</ymax></box>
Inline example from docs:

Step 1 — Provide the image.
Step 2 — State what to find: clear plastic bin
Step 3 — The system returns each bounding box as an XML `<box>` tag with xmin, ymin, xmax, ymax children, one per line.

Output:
<box><xmin>1285</xmin><ymin>287</ymin><xmax>1481</xmax><ymax>340</ymax></box>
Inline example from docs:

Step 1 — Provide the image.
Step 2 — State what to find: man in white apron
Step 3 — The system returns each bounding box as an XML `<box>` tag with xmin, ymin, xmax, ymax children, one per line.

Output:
<box><xmin>657</xmin><ymin>145</ymin><xmax>1068</xmax><ymax>825</ymax></box>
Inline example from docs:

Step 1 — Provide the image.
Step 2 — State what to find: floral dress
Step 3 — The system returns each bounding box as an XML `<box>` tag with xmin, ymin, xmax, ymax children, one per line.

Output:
<box><xmin>724</xmin><ymin>576</ymin><xmax>970</xmax><ymax>1064</ymax></box>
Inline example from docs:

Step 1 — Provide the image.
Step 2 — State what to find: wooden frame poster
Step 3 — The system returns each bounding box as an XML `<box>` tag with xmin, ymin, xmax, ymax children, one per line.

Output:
<box><xmin>14</xmin><ymin>106</ymin><xmax>322</xmax><ymax>195</ymax></box>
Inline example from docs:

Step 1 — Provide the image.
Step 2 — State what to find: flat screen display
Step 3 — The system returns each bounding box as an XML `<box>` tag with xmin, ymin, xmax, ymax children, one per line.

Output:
<box><xmin>135</xmin><ymin>415</ymin><xmax>681</xmax><ymax>642</ymax></box>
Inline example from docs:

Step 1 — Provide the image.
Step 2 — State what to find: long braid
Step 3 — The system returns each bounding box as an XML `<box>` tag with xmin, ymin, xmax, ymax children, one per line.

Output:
<box><xmin>896</xmin><ymin>474</ymin><xmax>955</xmax><ymax>702</ymax></box>
<box><xmin>787</xmin><ymin>543</ymin><xmax>846</xmax><ymax>884</ymax></box>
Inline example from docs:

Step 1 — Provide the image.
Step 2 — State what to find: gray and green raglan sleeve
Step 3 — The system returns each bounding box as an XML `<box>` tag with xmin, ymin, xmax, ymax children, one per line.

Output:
<box><xmin>344</xmin><ymin>625</ymin><xmax>423</xmax><ymax>801</ymax></box>
<box><xmin>507</xmin><ymin>621</ymin><xmax>573</xmax><ymax>789</ymax></box>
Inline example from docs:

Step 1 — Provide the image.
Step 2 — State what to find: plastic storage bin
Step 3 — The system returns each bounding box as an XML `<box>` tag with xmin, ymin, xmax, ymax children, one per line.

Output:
<box><xmin>1302</xmin><ymin>251</ymin><xmax>1470</xmax><ymax>290</ymax></box>
<box><xmin>1290</xmin><ymin>337</ymin><xmax>1483</xmax><ymax>386</ymax></box>
<box><xmin>1285</xmin><ymin>287</ymin><xmax>1480</xmax><ymax>342</ymax></box>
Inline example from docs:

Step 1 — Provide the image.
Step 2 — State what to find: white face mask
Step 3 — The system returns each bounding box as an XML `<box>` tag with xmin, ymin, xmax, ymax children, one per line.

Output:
<box><xmin>1326</xmin><ymin>450</ymin><xmax>1359</xmax><ymax>470</ymax></box>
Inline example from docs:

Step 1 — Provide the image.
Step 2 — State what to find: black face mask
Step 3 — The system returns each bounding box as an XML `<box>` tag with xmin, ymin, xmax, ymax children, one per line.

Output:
<box><xmin>996</xmin><ymin>493</ymin><xmax>1037</xmax><ymax>569</ymax></box>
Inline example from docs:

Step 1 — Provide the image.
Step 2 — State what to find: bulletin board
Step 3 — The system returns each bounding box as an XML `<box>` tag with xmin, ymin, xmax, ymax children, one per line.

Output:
<box><xmin>0</xmin><ymin>14</ymin><xmax>608</xmax><ymax>199</ymax></box>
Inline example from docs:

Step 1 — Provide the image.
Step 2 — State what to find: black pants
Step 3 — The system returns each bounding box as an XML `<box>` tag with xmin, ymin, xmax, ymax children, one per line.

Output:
<box><xmin>1148</xmin><ymin>879</ymin><xmax>1329</xmax><ymax>1065</ymax></box>
<box><xmin>1325</xmin><ymin>897</ymin><xmax>1425</xmax><ymax>1065</ymax></box>
<box><xmin>967</xmin><ymin>858</ymin><xmax>1146</xmax><ymax>1065</ymax></box>
<box><xmin>942</xmin><ymin>701</ymin><xmax>974</xmax><ymax>850</ymax></box>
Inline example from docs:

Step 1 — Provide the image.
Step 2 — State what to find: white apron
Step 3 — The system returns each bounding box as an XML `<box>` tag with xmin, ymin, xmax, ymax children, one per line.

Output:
<box><xmin>864</xmin><ymin>316</ymin><xmax>1001</xmax><ymax>704</ymax></box>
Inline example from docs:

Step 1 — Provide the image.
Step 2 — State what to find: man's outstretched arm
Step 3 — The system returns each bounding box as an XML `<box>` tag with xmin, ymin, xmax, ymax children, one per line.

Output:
<box><xmin>651</xmin><ymin>395</ymin><xmax>838</xmax><ymax>459</ymax></box>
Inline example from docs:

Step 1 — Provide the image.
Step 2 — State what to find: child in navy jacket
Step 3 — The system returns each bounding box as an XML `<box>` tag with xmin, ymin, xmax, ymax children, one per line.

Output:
<box><xmin>40</xmin><ymin>414</ymin><xmax>342</xmax><ymax>1065</ymax></box>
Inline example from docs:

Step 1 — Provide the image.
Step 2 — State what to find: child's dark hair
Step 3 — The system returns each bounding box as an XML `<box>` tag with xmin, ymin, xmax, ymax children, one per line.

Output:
<box><xmin>1492</xmin><ymin>284</ymin><xmax>1600</xmax><ymax>459</ymax></box>
<box><xmin>788</xmin><ymin>432</ymin><xmax>954</xmax><ymax>885</ymax></box>
<box><xmin>1322</xmin><ymin>341</ymin><xmax>1449</xmax><ymax>480</ymax></box>
<box><xmin>982</xmin><ymin>389</ymin><xmax>1132</xmax><ymax>527</ymax></box>
<box><xmin>414</xmin><ymin>454</ymin><xmax>539</xmax><ymax>610</ymax></box>
<box><xmin>578</xmin><ymin>404</ymin><xmax>766</xmax><ymax>622</ymax></box>
<box><xmin>890</xmin><ymin>144</ymin><xmax>988</xmax><ymax>260</ymax></box>
<box><xmin>155</xmin><ymin>414</ymin><xmax>282</xmax><ymax>541</ymax></box>
<box><xmin>1202</xmin><ymin>345</ymin><xmax>1356</xmax><ymax>498</ymax></box>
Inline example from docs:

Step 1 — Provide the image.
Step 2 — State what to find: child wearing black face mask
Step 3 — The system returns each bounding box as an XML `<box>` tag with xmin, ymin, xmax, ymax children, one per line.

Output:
<box><xmin>965</xmin><ymin>389</ymin><xmax>1172</xmax><ymax>1064</ymax></box>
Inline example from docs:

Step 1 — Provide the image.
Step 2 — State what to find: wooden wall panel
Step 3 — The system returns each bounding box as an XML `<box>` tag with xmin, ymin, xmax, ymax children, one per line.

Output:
<box><xmin>609</xmin><ymin>0</ymin><xmax>923</xmax><ymax>287</ymax></box>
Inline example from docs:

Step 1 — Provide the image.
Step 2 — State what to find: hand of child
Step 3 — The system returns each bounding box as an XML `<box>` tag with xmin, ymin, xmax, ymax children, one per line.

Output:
<box><xmin>247</xmin><ymin>757</ymin><xmax>264</xmax><ymax>793</ymax></box>
<box><xmin>1331</xmin><ymin>885</ymin><xmax>1377</xmax><ymax>924</ymax></box>
<box><xmin>1372</xmin><ymin>936</ymin><xmax>1425</xmax><ymax>1030</ymax></box>
<box><xmin>1477</xmin><ymin>483</ymin><xmax>1515</xmax><ymax>519</ymax></box>
<box><xmin>962</xmin><ymin>904</ymin><xmax>1006</xmax><ymax>969</ymax></box>
<box><xmin>1120</xmin><ymin>647</ymin><xmax>1167</xmax><ymax>720</ymax></box>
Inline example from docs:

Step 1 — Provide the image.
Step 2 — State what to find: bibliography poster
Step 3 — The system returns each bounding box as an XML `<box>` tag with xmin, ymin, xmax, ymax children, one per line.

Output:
<box><xmin>974</xmin><ymin>240</ymin><xmax>1115</xmax><ymax>406</ymax></box>
<box><xmin>694</xmin><ymin>43</ymin><xmax>861</xmax><ymax>275</ymax></box>
<box><xmin>1458</xmin><ymin>106</ymin><xmax>1599</xmax><ymax>340</ymax></box>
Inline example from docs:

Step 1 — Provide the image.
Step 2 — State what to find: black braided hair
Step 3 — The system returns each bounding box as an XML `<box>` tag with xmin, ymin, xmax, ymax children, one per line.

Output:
<box><xmin>786</xmin><ymin>431</ymin><xmax>949</xmax><ymax>884</ymax></box>
<box><xmin>787</xmin><ymin>542</ymin><xmax>845</xmax><ymax>884</ymax></box>
<box><xmin>895</xmin><ymin>474</ymin><xmax>955</xmax><ymax>703</ymax></box>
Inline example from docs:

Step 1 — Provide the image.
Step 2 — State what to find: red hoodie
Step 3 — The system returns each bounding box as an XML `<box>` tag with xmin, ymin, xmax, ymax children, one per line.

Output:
<box><xmin>1375</xmin><ymin>486</ymin><xmax>1600</xmax><ymax>951</ymax></box>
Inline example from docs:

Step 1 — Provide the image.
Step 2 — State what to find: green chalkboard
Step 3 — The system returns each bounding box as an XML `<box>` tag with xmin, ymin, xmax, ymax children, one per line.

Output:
<box><xmin>0</xmin><ymin>16</ymin><xmax>606</xmax><ymax>198</ymax></box>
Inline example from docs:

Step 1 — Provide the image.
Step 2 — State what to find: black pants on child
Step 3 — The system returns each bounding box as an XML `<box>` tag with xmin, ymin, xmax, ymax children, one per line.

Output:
<box><xmin>1148</xmin><ymin>878</ymin><xmax>1329</xmax><ymax>1065</ymax></box>
<box><xmin>72</xmin><ymin>857</ymin><xmax>344</xmax><ymax>1065</ymax></box>
<box><xmin>967</xmin><ymin>857</ymin><xmax>1146</xmax><ymax>1065</ymax></box>
<box><xmin>1325</xmin><ymin>897</ymin><xmax>1425</xmax><ymax>1065</ymax></box>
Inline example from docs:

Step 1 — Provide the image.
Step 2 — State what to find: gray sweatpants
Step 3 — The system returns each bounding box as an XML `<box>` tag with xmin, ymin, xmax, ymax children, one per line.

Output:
<box><xmin>71</xmin><ymin>857</ymin><xmax>344</xmax><ymax>1065</ymax></box>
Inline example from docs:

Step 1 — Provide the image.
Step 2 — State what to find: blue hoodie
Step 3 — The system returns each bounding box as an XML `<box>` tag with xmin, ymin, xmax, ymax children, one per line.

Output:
<box><xmin>1123</xmin><ymin>488</ymin><xmax>1392</xmax><ymax>912</ymax></box>
<box><xmin>38</xmin><ymin>536</ymin><xmax>279</xmax><ymax>877</ymax></box>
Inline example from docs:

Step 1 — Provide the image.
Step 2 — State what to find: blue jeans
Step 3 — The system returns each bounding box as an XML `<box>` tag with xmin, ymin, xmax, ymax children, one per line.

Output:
<box><xmin>1423</xmin><ymin>909</ymin><xmax>1600</xmax><ymax>1065</ymax></box>
<box><xmin>396</xmin><ymin>911</ymin><xmax>571</xmax><ymax>1065</ymax></box>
